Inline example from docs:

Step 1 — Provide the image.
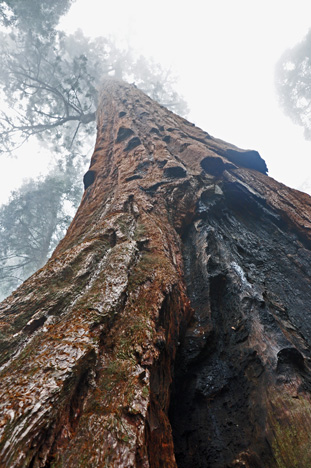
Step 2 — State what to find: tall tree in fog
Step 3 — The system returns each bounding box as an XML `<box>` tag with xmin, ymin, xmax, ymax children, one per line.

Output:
<box><xmin>0</xmin><ymin>0</ymin><xmax>188</xmax><ymax>299</ymax></box>
<box><xmin>276</xmin><ymin>29</ymin><xmax>311</xmax><ymax>140</ymax></box>
<box><xmin>0</xmin><ymin>160</ymin><xmax>82</xmax><ymax>299</ymax></box>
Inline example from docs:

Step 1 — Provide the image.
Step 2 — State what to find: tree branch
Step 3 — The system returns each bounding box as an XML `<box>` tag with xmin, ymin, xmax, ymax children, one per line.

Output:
<box><xmin>0</xmin><ymin>111</ymin><xmax>96</xmax><ymax>135</ymax></box>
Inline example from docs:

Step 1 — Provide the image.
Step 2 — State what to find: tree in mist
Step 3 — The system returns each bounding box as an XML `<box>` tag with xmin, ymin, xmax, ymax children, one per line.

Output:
<box><xmin>0</xmin><ymin>30</ymin><xmax>188</xmax><ymax>154</ymax></box>
<box><xmin>276</xmin><ymin>29</ymin><xmax>311</xmax><ymax>139</ymax></box>
<box><xmin>0</xmin><ymin>0</ymin><xmax>75</xmax><ymax>36</ymax></box>
<box><xmin>0</xmin><ymin>0</ymin><xmax>188</xmax><ymax>299</ymax></box>
<box><xmin>0</xmin><ymin>159</ymin><xmax>82</xmax><ymax>300</ymax></box>
<box><xmin>0</xmin><ymin>0</ymin><xmax>188</xmax><ymax>154</ymax></box>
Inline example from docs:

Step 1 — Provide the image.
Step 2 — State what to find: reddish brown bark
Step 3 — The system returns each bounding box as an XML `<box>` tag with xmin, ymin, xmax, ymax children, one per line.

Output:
<box><xmin>1</xmin><ymin>80</ymin><xmax>311</xmax><ymax>467</ymax></box>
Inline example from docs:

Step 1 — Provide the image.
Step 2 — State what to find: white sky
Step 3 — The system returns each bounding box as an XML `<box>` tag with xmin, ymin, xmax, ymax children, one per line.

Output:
<box><xmin>1</xmin><ymin>0</ymin><xmax>311</xmax><ymax>203</ymax></box>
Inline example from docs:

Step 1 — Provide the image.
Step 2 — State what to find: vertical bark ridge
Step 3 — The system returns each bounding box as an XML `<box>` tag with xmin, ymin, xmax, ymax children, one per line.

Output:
<box><xmin>1</xmin><ymin>80</ymin><xmax>311</xmax><ymax>467</ymax></box>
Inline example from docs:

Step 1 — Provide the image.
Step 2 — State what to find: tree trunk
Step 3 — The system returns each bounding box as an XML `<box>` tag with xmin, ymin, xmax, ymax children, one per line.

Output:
<box><xmin>1</xmin><ymin>79</ymin><xmax>311</xmax><ymax>467</ymax></box>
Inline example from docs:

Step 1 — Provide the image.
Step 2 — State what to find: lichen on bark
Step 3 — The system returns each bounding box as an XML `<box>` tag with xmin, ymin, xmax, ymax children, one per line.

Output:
<box><xmin>1</xmin><ymin>80</ymin><xmax>311</xmax><ymax>467</ymax></box>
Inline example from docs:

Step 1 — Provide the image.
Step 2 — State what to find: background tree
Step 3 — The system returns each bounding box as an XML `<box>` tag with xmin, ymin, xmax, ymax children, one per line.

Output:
<box><xmin>0</xmin><ymin>0</ymin><xmax>188</xmax><ymax>299</ymax></box>
<box><xmin>0</xmin><ymin>158</ymin><xmax>82</xmax><ymax>300</ymax></box>
<box><xmin>276</xmin><ymin>28</ymin><xmax>311</xmax><ymax>140</ymax></box>
<box><xmin>0</xmin><ymin>0</ymin><xmax>75</xmax><ymax>35</ymax></box>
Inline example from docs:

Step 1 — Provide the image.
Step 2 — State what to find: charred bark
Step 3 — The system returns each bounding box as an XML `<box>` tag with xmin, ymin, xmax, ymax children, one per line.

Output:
<box><xmin>1</xmin><ymin>80</ymin><xmax>311</xmax><ymax>467</ymax></box>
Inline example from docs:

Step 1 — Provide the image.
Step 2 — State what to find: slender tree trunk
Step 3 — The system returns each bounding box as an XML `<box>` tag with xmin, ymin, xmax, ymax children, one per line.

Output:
<box><xmin>1</xmin><ymin>80</ymin><xmax>311</xmax><ymax>467</ymax></box>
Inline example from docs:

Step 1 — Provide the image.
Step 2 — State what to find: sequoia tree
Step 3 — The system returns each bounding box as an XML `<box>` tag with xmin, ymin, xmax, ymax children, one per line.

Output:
<box><xmin>1</xmin><ymin>80</ymin><xmax>311</xmax><ymax>467</ymax></box>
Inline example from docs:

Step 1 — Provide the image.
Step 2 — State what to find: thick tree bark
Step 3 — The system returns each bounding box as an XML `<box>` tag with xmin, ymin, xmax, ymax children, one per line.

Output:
<box><xmin>1</xmin><ymin>79</ymin><xmax>311</xmax><ymax>467</ymax></box>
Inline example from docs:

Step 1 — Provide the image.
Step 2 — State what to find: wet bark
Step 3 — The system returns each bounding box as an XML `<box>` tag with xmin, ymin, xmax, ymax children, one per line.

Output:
<box><xmin>1</xmin><ymin>80</ymin><xmax>311</xmax><ymax>467</ymax></box>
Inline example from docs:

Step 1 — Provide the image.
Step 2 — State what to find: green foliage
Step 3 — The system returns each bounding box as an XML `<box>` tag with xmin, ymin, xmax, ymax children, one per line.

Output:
<box><xmin>0</xmin><ymin>0</ymin><xmax>75</xmax><ymax>37</ymax></box>
<box><xmin>276</xmin><ymin>29</ymin><xmax>311</xmax><ymax>139</ymax></box>
<box><xmin>0</xmin><ymin>23</ymin><xmax>188</xmax><ymax>154</ymax></box>
<box><xmin>0</xmin><ymin>158</ymin><xmax>83</xmax><ymax>300</ymax></box>
<box><xmin>0</xmin><ymin>30</ymin><xmax>101</xmax><ymax>154</ymax></box>
<box><xmin>0</xmin><ymin>0</ymin><xmax>188</xmax><ymax>150</ymax></box>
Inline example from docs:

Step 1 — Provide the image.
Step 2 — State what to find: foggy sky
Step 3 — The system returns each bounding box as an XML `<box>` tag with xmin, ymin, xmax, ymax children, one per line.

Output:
<box><xmin>60</xmin><ymin>0</ymin><xmax>311</xmax><ymax>192</ymax></box>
